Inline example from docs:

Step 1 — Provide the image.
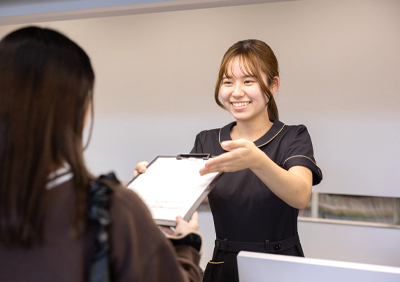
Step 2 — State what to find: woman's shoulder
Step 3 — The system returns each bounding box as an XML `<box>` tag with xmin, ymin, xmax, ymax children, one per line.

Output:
<box><xmin>281</xmin><ymin>121</ymin><xmax>308</xmax><ymax>131</ymax></box>
<box><xmin>194</xmin><ymin>122</ymin><xmax>235</xmax><ymax>141</ymax></box>
<box><xmin>192</xmin><ymin>128</ymin><xmax>220</xmax><ymax>150</ymax></box>
<box><xmin>191</xmin><ymin>124</ymin><xmax>230</xmax><ymax>154</ymax></box>
<box><xmin>279</xmin><ymin>121</ymin><xmax>311</xmax><ymax>139</ymax></box>
<box><xmin>195</xmin><ymin>127</ymin><xmax>220</xmax><ymax>138</ymax></box>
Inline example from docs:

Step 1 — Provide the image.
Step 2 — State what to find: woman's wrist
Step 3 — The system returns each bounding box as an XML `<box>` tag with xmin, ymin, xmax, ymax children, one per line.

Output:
<box><xmin>250</xmin><ymin>147</ymin><xmax>271</xmax><ymax>172</ymax></box>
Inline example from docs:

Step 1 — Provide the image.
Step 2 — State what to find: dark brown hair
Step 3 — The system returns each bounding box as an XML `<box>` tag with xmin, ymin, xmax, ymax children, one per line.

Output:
<box><xmin>0</xmin><ymin>26</ymin><xmax>95</xmax><ymax>247</ymax></box>
<box><xmin>214</xmin><ymin>39</ymin><xmax>279</xmax><ymax>120</ymax></box>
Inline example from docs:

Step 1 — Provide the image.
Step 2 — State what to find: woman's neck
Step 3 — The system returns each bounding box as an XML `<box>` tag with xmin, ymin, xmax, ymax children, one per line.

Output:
<box><xmin>231</xmin><ymin>117</ymin><xmax>273</xmax><ymax>142</ymax></box>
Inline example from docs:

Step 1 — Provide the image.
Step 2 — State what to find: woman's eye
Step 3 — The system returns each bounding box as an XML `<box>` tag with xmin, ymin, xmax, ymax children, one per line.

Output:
<box><xmin>223</xmin><ymin>80</ymin><xmax>232</xmax><ymax>85</ymax></box>
<box><xmin>244</xmin><ymin>80</ymin><xmax>254</xmax><ymax>84</ymax></box>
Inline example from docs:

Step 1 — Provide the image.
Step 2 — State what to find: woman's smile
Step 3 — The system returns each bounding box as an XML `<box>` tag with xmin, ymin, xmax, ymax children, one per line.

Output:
<box><xmin>231</xmin><ymin>101</ymin><xmax>251</xmax><ymax>110</ymax></box>
<box><xmin>220</xmin><ymin>57</ymin><xmax>270</xmax><ymax>124</ymax></box>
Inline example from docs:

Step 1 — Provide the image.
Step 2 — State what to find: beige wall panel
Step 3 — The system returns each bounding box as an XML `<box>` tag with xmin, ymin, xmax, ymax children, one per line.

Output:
<box><xmin>1</xmin><ymin>0</ymin><xmax>399</xmax><ymax>197</ymax></box>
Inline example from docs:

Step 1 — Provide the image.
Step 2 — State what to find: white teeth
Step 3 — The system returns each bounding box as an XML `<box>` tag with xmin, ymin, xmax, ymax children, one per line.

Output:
<box><xmin>232</xmin><ymin>102</ymin><xmax>250</xmax><ymax>107</ymax></box>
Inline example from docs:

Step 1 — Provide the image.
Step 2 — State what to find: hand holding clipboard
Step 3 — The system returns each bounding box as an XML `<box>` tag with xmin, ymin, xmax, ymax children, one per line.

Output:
<box><xmin>128</xmin><ymin>154</ymin><xmax>222</xmax><ymax>226</ymax></box>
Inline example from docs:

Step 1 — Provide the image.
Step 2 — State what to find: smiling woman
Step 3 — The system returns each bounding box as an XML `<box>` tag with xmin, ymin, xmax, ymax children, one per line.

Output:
<box><xmin>219</xmin><ymin>56</ymin><xmax>279</xmax><ymax>134</ymax></box>
<box><xmin>214</xmin><ymin>39</ymin><xmax>279</xmax><ymax>121</ymax></box>
<box><xmin>132</xmin><ymin>39</ymin><xmax>324</xmax><ymax>282</ymax></box>
<box><xmin>190</xmin><ymin>39</ymin><xmax>324</xmax><ymax>282</ymax></box>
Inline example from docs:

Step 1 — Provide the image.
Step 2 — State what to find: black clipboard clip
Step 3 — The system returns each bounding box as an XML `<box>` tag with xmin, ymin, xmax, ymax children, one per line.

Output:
<box><xmin>176</xmin><ymin>153</ymin><xmax>210</xmax><ymax>160</ymax></box>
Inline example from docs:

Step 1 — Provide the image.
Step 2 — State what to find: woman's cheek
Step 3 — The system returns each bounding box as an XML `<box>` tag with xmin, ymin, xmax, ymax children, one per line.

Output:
<box><xmin>220</xmin><ymin>88</ymin><xmax>231</xmax><ymax>104</ymax></box>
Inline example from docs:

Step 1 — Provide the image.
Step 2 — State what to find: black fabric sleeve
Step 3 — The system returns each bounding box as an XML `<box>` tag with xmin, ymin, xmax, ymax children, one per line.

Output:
<box><xmin>190</xmin><ymin>132</ymin><xmax>205</xmax><ymax>154</ymax></box>
<box><xmin>282</xmin><ymin>125</ymin><xmax>323</xmax><ymax>185</ymax></box>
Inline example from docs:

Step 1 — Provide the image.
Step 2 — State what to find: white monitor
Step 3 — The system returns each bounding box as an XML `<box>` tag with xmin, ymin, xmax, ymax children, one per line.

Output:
<box><xmin>237</xmin><ymin>251</ymin><xmax>400</xmax><ymax>282</ymax></box>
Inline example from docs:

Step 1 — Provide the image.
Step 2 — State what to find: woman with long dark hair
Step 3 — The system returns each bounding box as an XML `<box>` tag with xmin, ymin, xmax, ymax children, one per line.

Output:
<box><xmin>0</xmin><ymin>26</ymin><xmax>202</xmax><ymax>282</ymax></box>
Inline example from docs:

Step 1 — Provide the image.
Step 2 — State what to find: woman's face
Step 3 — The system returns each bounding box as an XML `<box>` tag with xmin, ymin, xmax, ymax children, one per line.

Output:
<box><xmin>220</xmin><ymin>57</ymin><xmax>269</xmax><ymax>124</ymax></box>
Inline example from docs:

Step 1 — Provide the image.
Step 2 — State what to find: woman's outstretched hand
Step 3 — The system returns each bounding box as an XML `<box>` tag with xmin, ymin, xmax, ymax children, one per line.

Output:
<box><xmin>133</xmin><ymin>161</ymin><xmax>149</xmax><ymax>178</ymax></box>
<box><xmin>199</xmin><ymin>139</ymin><xmax>264</xmax><ymax>176</ymax></box>
<box><xmin>199</xmin><ymin>140</ymin><xmax>313</xmax><ymax>209</ymax></box>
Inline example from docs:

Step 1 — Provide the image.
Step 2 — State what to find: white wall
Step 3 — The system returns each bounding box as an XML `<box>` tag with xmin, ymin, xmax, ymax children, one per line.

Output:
<box><xmin>2</xmin><ymin>0</ymin><xmax>399</xmax><ymax>197</ymax></box>
<box><xmin>298</xmin><ymin>219</ymin><xmax>400</xmax><ymax>268</ymax></box>
<box><xmin>1</xmin><ymin>0</ymin><xmax>399</xmax><ymax>197</ymax></box>
<box><xmin>1</xmin><ymin>0</ymin><xmax>399</xmax><ymax>268</ymax></box>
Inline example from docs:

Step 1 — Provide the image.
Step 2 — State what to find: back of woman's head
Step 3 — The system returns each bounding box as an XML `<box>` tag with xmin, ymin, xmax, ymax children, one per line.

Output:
<box><xmin>214</xmin><ymin>39</ymin><xmax>279</xmax><ymax>120</ymax></box>
<box><xmin>0</xmin><ymin>26</ymin><xmax>95</xmax><ymax>247</ymax></box>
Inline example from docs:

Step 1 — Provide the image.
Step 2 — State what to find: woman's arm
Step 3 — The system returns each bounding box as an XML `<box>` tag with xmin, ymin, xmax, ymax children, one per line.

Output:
<box><xmin>199</xmin><ymin>139</ymin><xmax>312</xmax><ymax>209</ymax></box>
<box><xmin>110</xmin><ymin>187</ymin><xmax>202</xmax><ymax>282</ymax></box>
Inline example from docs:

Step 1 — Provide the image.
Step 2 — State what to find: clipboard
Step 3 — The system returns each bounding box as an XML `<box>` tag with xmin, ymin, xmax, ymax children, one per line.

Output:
<box><xmin>127</xmin><ymin>154</ymin><xmax>222</xmax><ymax>226</ymax></box>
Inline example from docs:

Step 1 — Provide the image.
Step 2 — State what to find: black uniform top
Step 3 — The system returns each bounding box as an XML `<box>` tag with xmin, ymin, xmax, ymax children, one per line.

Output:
<box><xmin>191</xmin><ymin>119</ymin><xmax>323</xmax><ymax>243</ymax></box>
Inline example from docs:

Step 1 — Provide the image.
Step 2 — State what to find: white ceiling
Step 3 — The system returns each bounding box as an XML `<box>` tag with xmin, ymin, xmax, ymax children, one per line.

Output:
<box><xmin>0</xmin><ymin>0</ymin><xmax>297</xmax><ymax>26</ymax></box>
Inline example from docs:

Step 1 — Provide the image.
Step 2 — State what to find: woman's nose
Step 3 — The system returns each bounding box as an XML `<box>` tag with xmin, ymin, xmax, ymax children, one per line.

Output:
<box><xmin>232</xmin><ymin>83</ymin><xmax>244</xmax><ymax>98</ymax></box>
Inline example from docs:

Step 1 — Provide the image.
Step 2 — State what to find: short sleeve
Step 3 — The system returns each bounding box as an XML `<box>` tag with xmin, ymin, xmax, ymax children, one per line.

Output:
<box><xmin>282</xmin><ymin>125</ymin><xmax>323</xmax><ymax>185</ymax></box>
<box><xmin>190</xmin><ymin>132</ymin><xmax>206</xmax><ymax>154</ymax></box>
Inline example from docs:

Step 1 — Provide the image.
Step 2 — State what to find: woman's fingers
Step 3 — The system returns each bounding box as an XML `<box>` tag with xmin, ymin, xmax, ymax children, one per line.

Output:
<box><xmin>137</xmin><ymin>161</ymin><xmax>149</xmax><ymax>172</ymax></box>
<box><xmin>160</xmin><ymin>212</ymin><xmax>199</xmax><ymax>237</ymax></box>
<box><xmin>221</xmin><ymin>139</ymin><xmax>249</xmax><ymax>151</ymax></box>
<box><xmin>133</xmin><ymin>161</ymin><xmax>149</xmax><ymax>178</ymax></box>
<box><xmin>174</xmin><ymin>211</ymin><xmax>199</xmax><ymax>235</ymax></box>
<box><xmin>199</xmin><ymin>140</ymin><xmax>259</xmax><ymax>176</ymax></box>
<box><xmin>187</xmin><ymin>211</ymin><xmax>199</xmax><ymax>230</ymax></box>
<box><xmin>199</xmin><ymin>154</ymin><xmax>232</xmax><ymax>175</ymax></box>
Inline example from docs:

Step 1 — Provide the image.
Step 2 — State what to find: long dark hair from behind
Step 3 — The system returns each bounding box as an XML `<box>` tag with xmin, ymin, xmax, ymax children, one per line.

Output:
<box><xmin>0</xmin><ymin>26</ymin><xmax>95</xmax><ymax>247</ymax></box>
<box><xmin>214</xmin><ymin>39</ymin><xmax>279</xmax><ymax>120</ymax></box>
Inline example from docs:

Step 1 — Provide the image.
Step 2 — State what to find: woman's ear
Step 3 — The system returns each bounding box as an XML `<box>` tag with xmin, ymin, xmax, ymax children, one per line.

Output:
<box><xmin>270</xmin><ymin>76</ymin><xmax>280</xmax><ymax>95</ymax></box>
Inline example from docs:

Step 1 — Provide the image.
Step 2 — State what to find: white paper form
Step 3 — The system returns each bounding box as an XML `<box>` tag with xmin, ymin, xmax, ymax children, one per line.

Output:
<box><xmin>127</xmin><ymin>156</ymin><xmax>221</xmax><ymax>226</ymax></box>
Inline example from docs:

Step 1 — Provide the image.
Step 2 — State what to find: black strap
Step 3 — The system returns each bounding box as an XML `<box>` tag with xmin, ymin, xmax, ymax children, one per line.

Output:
<box><xmin>88</xmin><ymin>173</ymin><xmax>117</xmax><ymax>282</ymax></box>
<box><xmin>215</xmin><ymin>234</ymin><xmax>300</xmax><ymax>253</ymax></box>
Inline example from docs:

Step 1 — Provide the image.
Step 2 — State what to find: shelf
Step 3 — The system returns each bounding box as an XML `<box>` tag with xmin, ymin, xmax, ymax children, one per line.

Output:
<box><xmin>299</xmin><ymin>193</ymin><xmax>400</xmax><ymax>227</ymax></box>
<box><xmin>298</xmin><ymin>216</ymin><xmax>400</xmax><ymax>229</ymax></box>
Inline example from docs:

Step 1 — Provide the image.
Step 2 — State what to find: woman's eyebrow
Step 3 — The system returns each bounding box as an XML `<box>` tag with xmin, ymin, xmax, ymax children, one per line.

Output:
<box><xmin>236</xmin><ymin>74</ymin><xmax>257</xmax><ymax>79</ymax></box>
<box><xmin>223</xmin><ymin>74</ymin><xmax>256</xmax><ymax>79</ymax></box>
